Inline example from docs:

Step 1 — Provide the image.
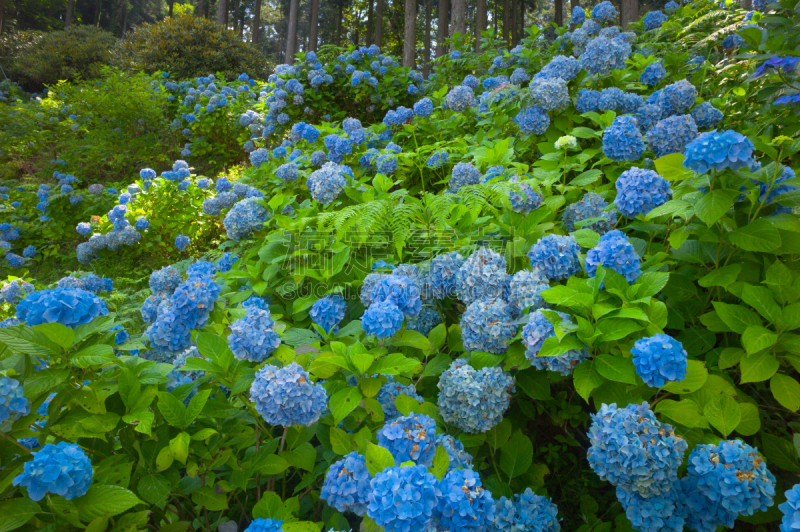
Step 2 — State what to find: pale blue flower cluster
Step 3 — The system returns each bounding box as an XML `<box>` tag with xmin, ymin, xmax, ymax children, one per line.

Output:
<box><xmin>446</xmin><ymin>85</ymin><xmax>475</xmax><ymax>112</ymax></box>
<box><xmin>224</xmin><ymin>198</ymin><xmax>268</xmax><ymax>240</ymax></box>
<box><xmin>228</xmin><ymin>308</ymin><xmax>280</xmax><ymax>362</ymax></box>
<box><xmin>449</xmin><ymin>162</ymin><xmax>483</xmax><ymax>192</ymax></box>
<box><xmin>0</xmin><ymin>279</ymin><xmax>33</xmax><ymax>305</ymax></box>
<box><xmin>56</xmin><ymin>273</ymin><xmax>113</xmax><ymax>294</ymax></box>
<box><xmin>614</xmin><ymin>167</ymin><xmax>672</xmax><ymax>218</ymax></box>
<box><xmin>682</xmin><ymin>130</ymin><xmax>755</xmax><ymax>174</ymax></box>
<box><xmin>527</xmin><ymin>235</ymin><xmax>581</xmax><ymax>281</ymax></box>
<box><xmin>426</xmin><ymin>251</ymin><xmax>465</xmax><ymax>299</ymax></box>
<box><xmin>16</xmin><ymin>287</ymin><xmax>108</xmax><ymax>328</ymax></box>
<box><xmin>563</xmin><ymin>192</ymin><xmax>617</xmax><ymax>233</ymax></box>
<box><xmin>150</xmin><ymin>266</ymin><xmax>182</xmax><ymax>294</ymax></box>
<box><xmin>13</xmin><ymin>442</ymin><xmax>93</xmax><ymax>501</ymax></box>
<box><xmin>426</xmin><ymin>150</ymin><xmax>449</xmax><ymax>169</ymax></box>
<box><xmin>587</xmin><ymin>402</ymin><xmax>687</xmax><ymax>497</ymax></box>
<box><xmin>529</xmin><ymin>77</ymin><xmax>569</xmax><ymax>111</ymax></box>
<box><xmin>538</xmin><ymin>55</ymin><xmax>581</xmax><ymax>81</ymax></box>
<box><xmin>377</xmin><ymin>375</ymin><xmax>423</xmax><ymax>419</ymax></box>
<box><xmin>509</xmin><ymin>183</ymin><xmax>542</xmax><ymax>214</ymax></box>
<box><xmin>460</xmin><ymin>298</ymin><xmax>516</xmax><ymax>354</ymax></box>
<box><xmin>650</xmin><ymin>80</ymin><xmax>697</xmax><ymax>119</ymax></box>
<box><xmin>362</xmin><ymin>300</ymin><xmax>404</xmax><ymax>339</ymax></box>
<box><xmin>307</xmin><ymin>162</ymin><xmax>347</xmax><ymax>204</ymax></box>
<box><xmin>175</xmin><ymin>234</ymin><xmax>190</xmax><ymax>250</ymax></box>
<box><xmin>640</xmin><ymin>62</ymin><xmax>666</xmax><ymax>86</ymax></box>
<box><xmin>437</xmin><ymin>358</ymin><xmax>513</xmax><ymax>433</ymax></box>
<box><xmin>455</xmin><ymin>247</ymin><xmax>510</xmax><ymax>304</ymax></box>
<box><xmin>413</xmin><ymin>98</ymin><xmax>434</xmax><ymax>117</ymax></box>
<box><xmin>515</xmin><ymin>106</ymin><xmax>550</xmax><ymax>135</ymax></box>
<box><xmin>631</xmin><ymin>333</ymin><xmax>688</xmax><ymax>387</ymax></box>
<box><xmin>250</xmin><ymin>362</ymin><xmax>327</xmax><ymax>426</ymax></box>
<box><xmin>617</xmin><ymin>486</ymin><xmax>685</xmax><ymax>532</ymax></box>
<box><xmin>367</xmin><ymin>465</ymin><xmax>442</xmax><ymax>532</ymax></box>
<box><xmin>320</xmin><ymin>452</ymin><xmax>371</xmax><ymax>516</ymax></box>
<box><xmin>0</xmin><ymin>376</ymin><xmax>30</xmax><ymax>424</ymax></box>
<box><xmin>585</xmin><ymin>229</ymin><xmax>641</xmax><ymax>283</ymax></box>
<box><xmin>580</xmin><ymin>36</ymin><xmax>631</xmax><ymax>75</ymax></box>
<box><xmin>508</xmin><ymin>269</ymin><xmax>549</xmax><ymax>317</ymax></box>
<box><xmin>591</xmin><ymin>1</ymin><xmax>617</xmax><ymax>22</ymax></box>
<box><xmin>310</xmin><ymin>294</ymin><xmax>346</xmax><ymax>334</ymax></box>
<box><xmin>437</xmin><ymin>468</ymin><xmax>495</xmax><ymax>532</ymax></box>
<box><xmin>378</xmin><ymin>413</ymin><xmax>437</xmax><ymax>466</ymax></box>
<box><xmin>603</xmin><ymin>116</ymin><xmax>645</xmax><ymax>162</ymax></box>
<box><xmin>779</xmin><ymin>483</ymin><xmax>800</xmax><ymax>532</ymax></box>
<box><xmin>370</xmin><ymin>275</ymin><xmax>422</xmax><ymax>318</ymax></box>
<box><xmin>643</xmin><ymin>10</ymin><xmax>668</xmax><ymax>30</ymax></box>
<box><xmin>436</xmin><ymin>433</ymin><xmax>473</xmax><ymax>469</ymax></box>
<box><xmin>406</xmin><ymin>304</ymin><xmax>442</xmax><ymax>336</ymax></box>
<box><xmin>522</xmin><ymin>310</ymin><xmax>589</xmax><ymax>375</ymax></box>
<box><xmin>690</xmin><ymin>102</ymin><xmax>724</xmax><ymax>129</ymax></box>
<box><xmin>490</xmin><ymin>488</ymin><xmax>561</xmax><ymax>532</ymax></box>
<box><xmin>571</xmin><ymin>6</ymin><xmax>586</xmax><ymax>24</ymax></box>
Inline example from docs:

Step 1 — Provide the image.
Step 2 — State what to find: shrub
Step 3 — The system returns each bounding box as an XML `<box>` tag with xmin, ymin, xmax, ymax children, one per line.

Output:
<box><xmin>114</xmin><ymin>14</ymin><xmax>271</xmax><ymax>80</ymax></box>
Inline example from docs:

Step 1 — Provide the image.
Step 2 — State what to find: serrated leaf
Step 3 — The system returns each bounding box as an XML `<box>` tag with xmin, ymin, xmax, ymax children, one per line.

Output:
<box><xmin>573</xmin><ymin>360</ymin><xmax>604</xmax><ymax>401</ymax></box>
<box><xmin>156</xmin><ymin>392</ymin><xmax>187</xmax><ymax>428</ymax></box>
<box><xmin>740</xmin><ymin>351</ymin><xmax>779</xmax><ymax>383</ymax></box>
<box><xmin>191</xmin><ymin>487</ymin><xmax>228</xmax><ymax>511</ymax></box>
<box><xmin>703</xmin><ymin>394</ymin><xmax>740</xmax><ymax>437</ymax></box>
<box><xmin>329</xmin><ymin>427</ymin><xmax>352</xmax><ymax>455</ymax></box>
<box><xmin>365</xmin><ymin>443</ymin><xmax>395</xmax><ymax>476</ymax></box>
<box><xmin>368</xmin><ymin>352</ymin><xmax>422</xmax><ymax>375</ymax></box>
<box><xmin>329</xmin><ymin>386</ymin><xmax>362</xmax><ymax>423</ymax></box>
<box><xmin>431</xmin><ymin>445</ymin><xmax>449</xmax><ymax>479</ymax></box>
<box><xmin>500</xmin><ymin>431</ymin><xmax>532</xmax><ymax>479</ymax></box>
<box><xmin>0</xmin><ymin>498</ymin><xmax>40</xmax><ymax>532</ymax></box>
<box><xmin>762</xmin><ymin>433</ymin><xmax>800</xmax><ymax>472</ymax></box>
<box><xmin>137</xmin><ymin>474</ymin><xmax>171</xmax><ymax>506</ymax></box>
<box><xmin>771</xmin><ymin>374</ymin><xmax>800</xmax><ymax>412</ymax></box>
<box><xmin>735</xmin><ymin>403</ymin><xmax>761</xmax><ymax>436</ymax></box>
<box><xmin>594</xmin><ymin>355</ymin><xmax>636</xmax><ymax>384</ymax></box>
<box><xmin>662</xmin><ymin>360</ymin><xmax>708</xmax><ymax>394</ymax></box>
<box><xmin>75</xmin><ymin>485</ymin><xmax>143</xmax><ymax>521</ymax></box>
<box><xmin>694</xmin><ymin>189</ymin><xmax>738</xmax><ymax>226</ymax></box>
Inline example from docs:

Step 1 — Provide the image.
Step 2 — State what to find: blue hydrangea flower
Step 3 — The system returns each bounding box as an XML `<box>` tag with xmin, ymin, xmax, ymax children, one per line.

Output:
<box><xmin>57</xmin><ymin>274</ymin><xmax>112</xmax><ymax>294</ymax></box>
<box><xmin>16</xmin><ymin>287</ymin><xmax>108</xmax><ymax>328</ymax></box>
<box><xmin>367</xmin><ymin>465</ymin><xmax>441</xmax><ymax>532</ymax></box>
<box><xmin>446</xmin><ymin>86</ymin><xmax>475</xmax><ymax>112</ymax></box>
<box><xmin>307</xmin><ymin>162</ymin><xmax>347</xmax><ymax>204</ymax></box>
<box><xmin>603</xmin><ymin>116</ymin><xmax>645</xmax><ymax>162</ymax></box>
<box><xmin>150</xmin><ymin>266</ymin><xmax>182</xmax><ymax>294</ymax></box>
<box><xmin>0</xmin><ymin>376</ymin><xmax>30</xmax><ymax>424</ymax></box>
<box><xmin>175</xmin><ymin>234</ymin><xmax>190</xmax><ymax>250</ymax></box>
<box><xmin>779</xmin><ymin>483</ymin><xmax>800</xmax><ymax>532</ymax></box>
<box><xmin>406</xmin><ymin>304</ymin><xmax>442</xmax><ymax>336</ymax></box>
<box><xmin>617</xmin><ymin>486</ymin><xmax>685</xmax><ymax>532</ymax></box>
<box><xmin>436</xmin><ymin>433</ymin><xmax>473</xmax><ymax>469</ymax></box>
<box><xmin>591</xmin><ymin>1</ymin><xmax>617</xmax><ymax>22</ymax></box>
<box><xmin>243</xmin><ymin>519</ymin><xmax>284</xmax><ymax>532</ymax></box>
<box><xmin>413</xmin><ymin>98</ymin><xmax>434</xmax><ymax>117</ymax></box>
<box><xmin>378</xmin><ymin>413</ymin><xmax>438</xmax><ymax>466</ymax></box>
<box><xmin>509</xmin><ymin>183</ymin><xmax>543</xmax><ymax>214</ymax></box>
<box><xmin>641</xmin><ymin>61</ymin><xmax>666</xmax><ymax>86</ymax></box>
<box><xmin>515</xmin><ymin>106</ymin><xmax>550</xmax><ymax>135</ymax></box>
<box><xmin>426</xmin><ymin>150</ymin><xmax>449</xmax><ymax>169</ymax></box>
<box><xmin>460</xmin><ymin>298</ymin><xmax>516</xmax><ymax>354</ymax></box>
<box><xmin>321</xmin><ymin>452</ymin><xmax>371</xmax><ymax>516</ymax></box>
<box><xmin>585</xmin><ymin>229</ymin><xmax>641</xmax><ymax>283</ymax></box>
<box><xmin>437</xmin><ymin>358</ymin><xmax>513</xmax><ymax>433</ymax></box>
<box><xmin>111</xmin><ymin>325</ymin><xmax>129</xmax><ymax>345</ymax></box>
<box><xmin>363</xmin><ymin>300</ymin><xmax>404</xmax><ymax>339</ymax></box>
<box><xmin>229</xmin><ymin>308</ymin><xmax>280</xmax><ymax>362</ymax></box>
<box><xmin>587</xmin><ymin>402</ymin><xmax>687</xmax><ymax>497</ymax></box>
<box><xmin>682</xmin><ymin>130</ymin><xmax>755</xmax><ymax>174</ymax></box>
<box><xmin>250</xmin><ymin>362</ymin><xmax>327</xmax><ymax>426</ymax></box>
<box><xmin>563</xmin><ymin>192</ymin><xmax>618</xmax><ymax>233</ymax></box>
<box><xmin>665</xmin><ymin>1</ymin><xmax>679</xmax><ymax>9</ymax></box>
<box><xmin>522</xmin><ymin>310</ymin><xmax>589</xmax><ymax>375</ymax></box>
<box><xmin>722</xmin><ymin>33</ymin><xmax>746</xmax><ymax>49</ymax></box>
<box><xmin>759</xmin><ymin>167</ymin><xmax>797</xmax><ymax>213</ymax></box>
<box><xmin>614</xmin><ymin>167</ymin><xmax>672</xmax><ymax>218</ymax></box>
<box><xmin>360</xmin><ymin>273</ymin><xmax>388</xmax><ymax>306</ymax></box>
<box><xmin>437</xmin><ymin>468</ymin><xmax>495</xmax><ymax>532</ymax></box>
<box><xmin>462</xmin><ymin>74</ymin><xmax>480</xmax><ymax>89</ymax></box>
<box><xmin>0</xmin><ymin>280</ymin><xmax>33</xmax><ymax>305</ymax></box>
<box><xmin>310</xmin><ymin>294</ymin><xmax>346</xmax><ymax>334</ymax></box>
<box><xmin>686</xmin><ymin>440</ymin><xmax>775</xmax><ymax>517</ymax></box>
<box><xmin>224</xmin><ymin>198</ymin><xmax>268</xmax><ymax>241</ymax></box>
<box><xmin>377</xmin><ymin>375</ymin><xmax>423</xmax><ymax>419</ymax></box>
<box><xmin>527</xmin><ymin>235</ymin><xmax>581</xmax><ymax>281</ymax></box>
<box><xmin>690</xmin><ymin>102</ymin><xmax>724</xmax><ymax>129</ymax></box>
<box><xmin>580</xmin><ymin>36</ymin><xmax>631</xmax><ymax>75</ymax></box>
<box><xmin>575</xmin><ymin>89</ymin><xmax>600</xmax><ymax>113</ymax></box>
<box><xmin>508</xmin><ymin>269</ymin><xmax>549</xmax><ymax>317</ymax></box>
<box><xmin>449</xmin><ymin>162</ymin><xmax>482</xmax><ymax>192</ymax></box>
<box><xmin>13</xmin><ymin>442</ymin><xmax>93</xmax><ymax>501</ymax></box>
<box><xmin>571</xmin><ymin>5</ymin><xmax>586</xmax><ymax>24</ymax></box>
<box><xmin>455</xmin><ymin>247</ymin><xmax>510</xmax><ymax>305</ymax></box>
<box><xmin>371</xmin><ymin>275</ymin><xmax>422</xmax><ymax>318</ymax></box>
<box><xmin>490</xmin><ymin>488</ymin><xmax>560</xmax><ymax>532</ymax></box>
<box><xmin>631</xmin><ymin>333</ymin><xmax>688</xmax><ymax>387</ymax></box>
<box><xmin>250</xmin><ymin>148</ymin><xmax>270</xmax><ymax>167</ymax></box>
<box><xmin>426</xmin><ymin>251</ymin><xmax>464</xmax><ymax>299</ymax></box>
<box><xmin>643</xmin><ymin>10</ymin><xmax>668</xmax><ymax>30</ymax></box>
<box><xmin>681</xmin><ymin>474</ymin><xmax>737</xmax><ymax>532</ymax></box>
<box><xmin>539</xmin><ymin>55</ymin><xmax>581</xmax><ymax>81</ymax></box>
<box><xmin>217</xmin><ymin>252</ymin><xmax>238</xmax><ymax>273</ymax></box>
<box><xmin>529</xmin><ymin>77</ymin><xmax>569</xmax><ymax>111</ymax></box>
<box><xmin>652</xmin><ymin>80</ymin><xmax>697</xmax><ymax>119</ymax></box>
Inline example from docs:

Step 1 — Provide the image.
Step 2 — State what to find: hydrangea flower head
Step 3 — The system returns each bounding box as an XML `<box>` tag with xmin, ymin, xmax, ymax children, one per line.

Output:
<box><xmin>413</xmin><ymin>98</ymin><xmax>434</xmax><ymax>117</ymax></box>
<box><xmin>603</xmin><ymin>116</ymin><xmax>645</xmax><ymax>162</ymax></box>
<box><xmin>456</xmin><ymin>247</ymin><xmax>510</xmax><ymax>305</ymax></box>
<box><xmin>378</xmin><ymin>413</ymin><xmax>438</xmax><ymax>466</ymax></box>
<box><xmin>509</xmin><ymin>183</ymin><xmax>543</xmax><ymax>214</ymax></box>
<box><xmin>522</xmin><ymin>310</ymin><xmax>589</xmax><ymax>375</ymax></box>
<box><xmin>310</xmin><ymin>294</ymin><xmax>346</xmax><ymax>334</ymax></box>
<box><xmin>653</xmin><ymin>80</ymin><xmax>698</xmax><ymax>119</ymax></box>
<box><xmin>683</xmin><ymin>130</ymin><xmax>755</xmax><ymax>174</ymax></box>
<box><xmin>691</xmin><ymin>102</ymin><xmax>724</xmax><ymax>129</ymax></box>
<box><xmin>563</xmin><ymin>192</ymin><xmax>617</xmax><ymax>234</ymax></box>
<box><xmin>446</xmin><ymin>86</ymin><xmax>475</xmax><ymax>112</ymax></box>
<box><xmin>437</xmin><ymin>468</ymin><xmax>495</xmax><ymax>532</ymax></box>
<box><xmin>436</xmin><ymin>433</ymin><xmax>473</xmax><ymax>469</ymax></box>
<box><xmin>641</xmin><ymin>61</ymin><xmax>666</xmax><ymax>86</ymax></box>
<box><xmin>508</xmin><ymin>269</ymin><xmax>549</xmax><ymax>316</ymax></box>
<box><xmin>614</xmin><ymin>167</ymin><xmax>672</xmax><ymax>218</ymax></box>
<box><xmin>363</xmin><ymin>300</ymin><xmax>404</xmax><ymax>339</ymax></box>
<box><xmin>631</xmin><ymin>333</ymin><xmax>688</xmax><ymax>387</ymax></box>
<box><xmin>175</xmin><ymin>235</ymin><xmax>190</xmax><ymax>251</ymax></box>
<box><xmin>529</xmin><ymin>77</ymin><xmax>569</xmax><ymax>111</ymax></box>
<box><xmin>643</xmin><ymin>10</ymin><xmax>668</xmax><ymax>30</ymax></box>
<box><xmin>229</xmin><ymin>308</ymin><xmax>280</xmax><ymax>362</ymax></box>
<box><xmin>449</xmin><ymin>162</ymin><xmax>482</xmax><ymax>192</ymax></box>
<box><xmin>617</xmin><ymin>486</ymin><xmax>685</xmax><ymax>532</ymax></box>
<box><xmin>587</xmin><ymin>402</ymin><xmax>687</xmax><ymax>496</ymax></box>
<box><xmin>779</xmin><ymin>483</ymin><xmax>800</xmax><ymax>532</ymax></box>
<box><xmin>515</xmin><ymin>106</ymin><xmax>550</xmax><ymax>136</ymax></box>
<box><xmin>460</xmin><ymin>298</ymin><xmax>517</xmax><ymax>354</ymax></box>
<box><xmin>150</xmin><ymin>266</ymin><xmax>182</xmax><ymax>294</ymax></box>
<box><xmin>438</xmin><ymin>359</ymin><xmax>513</xmax><ymax>433</ymax></box>
<box><xmin>16</xmin><ymin>287</ymin><xmax>108</xmax><ymax>328</ymax></box>
<box><xmin>491</xmin><ymin>488</ymin><xmax>560</xmax><ymax>532</ymax></box>
<box><xmin>591</xmin><ymin>1</ymin><xmax>617</xmax><ymax>22</ymax></box>
<box><xmin>13</xmin><ymin>442</ymin><xmax>93</xmax><ymax>501</ymax></box>
<box><xmin>367</xmin><ymin>465</ymin><xmax>441</xmax><ymax>532</ymax></box>
<box><xmin>580</xmin><ymin>36</ymin><xmax>631</xmax><ymax>75</ymax></box>
<box><xmin>0</xmin><ymin>280</ymin><xmax>34</xmax><ymax>305</ymax></box>
<box><xmin>0</xmin><ymin>376</ymin><xmax>30</xmax><ymax>424</ymax></box>
<box><xmin>370</xmin><ymin>275</ymin><xmax>422</xmax><ymax>318</ymax></box>
<box><xmin>571</xmin><ymin>6</ymin><xmax>586</xmax><ymax>24</ymax></box>
<box><xmin>250</xmin><ymin>362</ymin><xmax>327</xmax><ymax>426</ymax></box>
<box><xmin>307</xmin><ymin>162</ymin><xmax>347</xmax><ymax>204</ymax></box>
<box><xmin>224</xmin><ymin>198</ymin><xmax>268</xmax><ymax>241</ymax></box>
<box><xmin>243</xmin><ymin>519</ymin><xmax>284</xmax><ymax>532</ymax></box>
<box><xmin>426</xmin><ymin>251</ymin><xmax>465</xmax><ymax>299</ymax></box>
<box><xmin>377</xmin><ymin>375</ymin><xmax>423</xmax><ymax>419</ymax></box>
<box><xmin>555</xmin><ymin>135</ymin><xmax>578</xmax><ymax>150</ymax></box>
<box><xmin>321</xmin><ymin>452</ymin><xmax>371</xmax><ymax>516</ymax></box>
<box><xmin>585</xmin><ymin>229</ymin><xmax>641</xmax><ymax>283</ymax></box>
<box><xmin>527</xmin><ymin>235</ymin><xmax>581</xmax><ymax>281</ymax></box>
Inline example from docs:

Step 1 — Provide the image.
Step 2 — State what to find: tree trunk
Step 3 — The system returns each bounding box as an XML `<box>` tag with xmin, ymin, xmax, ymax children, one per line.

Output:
<box><xmin>423</xmin><ymin>0</ymin><xmax>431</xmax><ymax>75</ymax></box>
<box><xmin>168</xmin><ymin>0</ymin><xmax>174</xmax><ymax>16</ymax></box>
<box><xmin>231</xmin><ymin>0</ymin><xmax>238</xmax><ymax>30</ymax></box>
<box><xmin>403</xmin><ymin>0</ymin><xmax>416</xmax><ymax>67</ymax></box>
<box><xmin>502</xmin><ymin>0</ymin><xmax>509</xmax><ymax>45</ymax></box>
<box><xmin>435</xmin><ymin>0</ymin><xmax>447</xmax><ymax>57</ymax></box>
<box><xmin>204</xmin><ymin>0</ymin><xmax>210</xmax><ymax>19</ymax></box>
<box><xmin>366</xmin><ymin>0</ymin><xmax>373</xmax><ymax>47</ymax></box>
<box><xmin>309</xmin><ymin>0</ymin><xmax>319</xmax><ymax>51</ymax></box>
<box><xmin>474</xmin><ymin>0</ymin><xmax>486</xmax><ymax>51</ymax></box>
<box><xmin>519</xmin><ymin>0</ymin><xmax>525</xmax><ymax>40</ymax></box>
<box><xmin>216</xmin><ymin>0</ymin><xmax>226</xmax><ymax>25</ymax></box>
<box><xmin>0</xmin><ymin>0</ymin><xmax>4</xmax><ymax>34</ymax></box>
<box><xmin>121</xmin><ymin>4</ymin><xmax>128</xmax><ymax>35</ymax></box>
<box><xmin>493</xmin><ymin>0</ymin><xmax>497</xmax><ymax>33</ymax></box>
<box><xmin>450</xmin><ymin>0</ymin><xmax>465</xmax><ymax>46</ymax></box>
<box><xmin>285</xmin><ymin>0</ymin><xmax>298</xmax><ymax>63</ymax></box>
<box><xmin>740</xmin><ymin>0</ymin><xmax>752</xmax><ymax>8</ymax></box>
<box><xmin>620</xmin><ymin>0</ymin><xmax>637</xmax><ymax>27</ymax></box>
<box><xmin>252</xmin><ymin>0</ymin><xmax>262</xmax><ymax>42</ymax></box>
<box><xmin>570</xmin><ymin>0</ymin><xmax>578</xmax><ymax>12</ymax></box>
<box><xmin>374</xmin><ymin>0</ymin><xmax>383</xmax><ymax>45</ymax></box>
<box><xmin>511</xmin><ymin>0</ymin><xmax>519</xmax><ymax>44</ymax></box>
<box><xmin>335</xmin><ymin>0</ymin><xmax>343</xmax><ymax>45</ymax></box>
<box><xmin>94</xmin><ymin>0</ymin><xmax>101</xmax><ymax>25</ymax></box>
<box><xmin>554</xmin><ymin>0</ymin><xmax>563</xmax><ymax>26</ymax></box>
<box><xmin>65</xmin><ymin>0</ymin><xmax>75</xmax><ymax>27</ymax></box>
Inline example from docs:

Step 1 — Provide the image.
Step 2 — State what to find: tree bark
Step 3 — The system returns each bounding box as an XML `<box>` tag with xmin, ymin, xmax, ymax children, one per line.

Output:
<box><xmin>231</xmin><ymin>0</ymin><xmax>238</xmax><ymax>30</ymax></box>
<box><xmin>238</xmin><ymin>0</ymin><xmax>245</xmax><ymax>37</ymax></box>
<box><xmin>0</xmin><ymin>0</ymin><xmax>4</xmax><ymax>34</ymax></box>
<box><xmin>493</xmin><ymin>0</ymin><xmax>497</xmax><ymax>32</ymax></box>
<box><xmin>121</xmin><ymin>4</ymin><xmax>128</xmax><ymax>35</ymax></box>
<box><xmin>374</xmin><ymin>0</ymin><xmax>383</xmax><ymax>45</ymax></box>
<box><xmin>366</xmin><ymin>0</ymin><xmax>373</xmax><ymax>47</ymax></box>
<box><xmin>285</xmin><ymin>0</ymin><xmax>299</xmax><ymax>63</ymax></box>
<box><xmin>335</xmin><ymin>0</ymin><xmax>343</xmax><ymax>45</ymax></box>
<box><xmin>620</xmin><ymin>0</ymin><xmax>637</xmax><ymax>27</ymax></box>
<box><xmin>216</xmin><ymin>0</ymin><xmax>227</xmax><ymax>25</ymax></box>
<box><xmin>474</xmin><ymin>0</ymin><xmax>486</xmax><ymax>51</ymax></box>
<box><xmin>435</xmin><ymin>0</ymin><xmax>448</xmax><ymax>57</ymax></box>
<box><xmin>423</xmin><ymin>0</ymin><xmax>431</xmax><ymax>75</ymax></box>
<box><xmin>168</xmin><ymin>0</ymin><xmax>174</xmax><ymax>16</ymax></box>
<box><xmin>511</xmin><ymin>0</ymin><xmax>519</xmax><ymax>44</ymax></box>
<box><xmin>204</xmin><ymin>0</ymin><xmax>210</xmax><ymax>19</ymax></box>
<box><xmin>94</xmin><ymin>0</ymin><xmax>101</xmax><ymax>25</ymax></box>
<box><xmin>309</xmin><ymin>0</ymin><xmax>319</xmax><ymax>51</ymax></box>
<box><xmin>502</xmin><ymin>0</ymin><xmax>509</xmax><ymax>45</ymax></box>
<box><xmin>65</xmin><ymin>0</ymin><xmax>75</xmax><ymax>27</ymax></box>
<box><xmin>570</xmin><ymin>0</ymin><xmax>578</xmax><ymax>12</ymax></box>
<box><xmin>519</xmin><ymin>0</ymin><xmax>525</xmax><ymax>40</ymax></box>
<box><xmin>252</xmin><ymin>0</ymin><xmax>262</xmax><ymax>42</ymax></box>
<box><xmin>450</xmin><ymin>0</ymin><xmax>465</xmax><ymax>47</ymax></box>
<box><xmin>402</xmin><ymin>0</ymin><xmax>416</xmax><ymax>67</ymax></box>
<box><xmin>554</xmin><ymin>0</ymin><xmax>563</xmax><ymax>26</ymax></box>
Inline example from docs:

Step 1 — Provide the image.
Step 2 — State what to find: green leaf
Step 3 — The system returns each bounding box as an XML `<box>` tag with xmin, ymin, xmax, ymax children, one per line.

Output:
<box><xmin>390</xmin><ymin>330</ymin><xmax>433</xmax><ymax>351</ymax></box>
<box><xmin>573</xmin><ymin>360</ymin><xmax>604</xmax><ymax>401</ymax></box>
<box><xmin>771</xmin><ymin>374</ymin><xmax>800</xmax><ymax>412</ymax></box>
<box><xmin>329</xmin><ymin>427</ymin><xmax>352</xmax><ymax>455</ymax></box>
<box><xmin>137</xmin><ymin>474</ymin><xmax>172</xmax><ymax>507</ymax></box>
<box><xmin>75</xmin><ymin>485</ymin><xmax>144</xmax><ymax>521</ymax></box>
<box><xmin>255</xmin><ymin>454</ymin><xmax>290</xmax><ymax>475</ymax></box>
<box><xmin>71</xmin><ymin>344</ymin><xmax>116</xmax><ymax>368</ymax></box>
<box><xmin>741</xmin><ymin>326</ymin><xmax>778</xmax><ymax>355</ymax></box>
<box><xmin>368</xmin><ymin>352</ymin><xmax>421</xmax><ymax>375</ymax></box>
<box><xmin>635</xmin><ymin>272</ymin><xmax>670</xmax><ymax>298</ymax></box>
<box><xmin>32</xmin><ymin>323</ymin><xmax>74</xmax><ymax>350</ymax></box>
<box><xmin>365</xmin><ymin>443</ymin><xmax>395</xmax><ymax>476</ymax></box>
<box><xmin>431</xmin><ymin>446</ymin><xmax>449</xmax><ymax>480</ymax></box>
<box><xmin>654</xmin><ymin>399</ymin><xmax>709</xmax><ymax>429</ymax></box>
<box><xmin>329</xmin><ymin>386</ymin><xmax>363</xmax><ymax>423</ymax></box>
<box><xmin>728</xmin><ymin>219</ymin><xmax>782</xmax><ymax>251</ymax></box>
<box><xmin>594</xmin><ymin>355</ymin><xmax>637</xmax><ymax>384</ymax></box>
<box><xmin>252</xmin><ymin>492</ymin><xmax>296</xmax><ymax>520</ymax></box>
<box><xmin>196</xmin><ymin>332</ymin><xmax>234</xmax><ymax>369</ymax></box>
<box><xmin>741</xmin><ymin>284</ymin><xmax>782</xmax><ymax>325</ymax></box>
<box><xmin>191</xmin><ymin>487</ymin><xmax>228</xmax><ymax>511</ymax></box>
<box><xmin>762</xmin><ymin>433</ymin><xmax>800</xmax><ymax>472</ymax></box>
<box><xmin>185</xmin><ymin>389</ymin><xmax>211</xmax><ymax>425</ymax></box>
<box><xmin>428</xmin><ymin>324</ymin><xmax>447</xmax><ymax>350</ymax></box>
<box><xmin>486</xmin><ymin>418</ymin><xmax>512</xmax><ymax>449</ymax></box>
<box><xmin>571</xmin><ymin>228</ymin><xmax>601</xmax><ymax>248</ymax></box>
<box><xmin>156</xmin><ymin>392</ymin><xmax>187</xmax><ymax>427</ymax></box>
<box><xmin>712</xmin><ymin>302</ymin><xmax>761</xmax><ymax>334</ymax></box>
<box><xmin>515</xmin><ymin>369</ymin><xmax>551</xmax><ymax>400</ymax></box>
<box><xmin>394</xmin><ymin>393</ymin><xmax>424</xmax><ymax>416</ymax></box>
<box><xmin>698</xmin><ymin>264</ymin><xmax>741</xmax><ymax>288</ymax></box>
<box><xmin>500</xmin><ymin>431</ymin><xmax>533</xmax><ymax>479</ymax></box>
<box><xmin>740</xmin><ymin>352</ymin><xmax>779</xmax><ymax>383</ymax></box>
<box><xmin>703</xmin><ymin>394</ymin><xmax>741</xmax><ymax>437</ymax></box>
<box><xmin>654</xmin><ymin>152</ymin><xmax>692</xmax><ymax>181</ymax></box>
<box><xmin>280</xmin><ymin>442</ymin><xmax>316</xmax><ymax>472</ymax></box>
<box><xmin>421</xmin><ymin>352</ymin><xmax>452</xmax><ymax>378</ymax></box>
<box><xmin>170</xmin><ymin>432</ymin><xmax>190</xmax><ymax>464</ymax></box>
<box><xmin>694</xmin><ymin>189</ymin><xmax>738</xmax><ymax>226</ymax></box>
<box><xmin>662</xmin><ymin>360</ymin><xmax>708</xmax><ymax>394</ymax></box>
<box><xmin>735</xmin><ymin>403</ymin><xmax>761</xmax><ymax>436</ymax></box>
<box><xmin>0</xmin><ymin>498</ymin><xmax>40</xmax><ymax>532</ymax></box>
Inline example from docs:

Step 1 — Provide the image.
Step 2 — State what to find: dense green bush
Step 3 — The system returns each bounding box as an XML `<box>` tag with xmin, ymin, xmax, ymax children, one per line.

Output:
<box><xmin>114</xmin><ymin>14</ymin><xmax>272</xmax><ymax>81</ymax></box>
<box><xmin>2</xmin><ymin>25</ymin><xmax>117</xmax><ymax>92</ymax></box>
